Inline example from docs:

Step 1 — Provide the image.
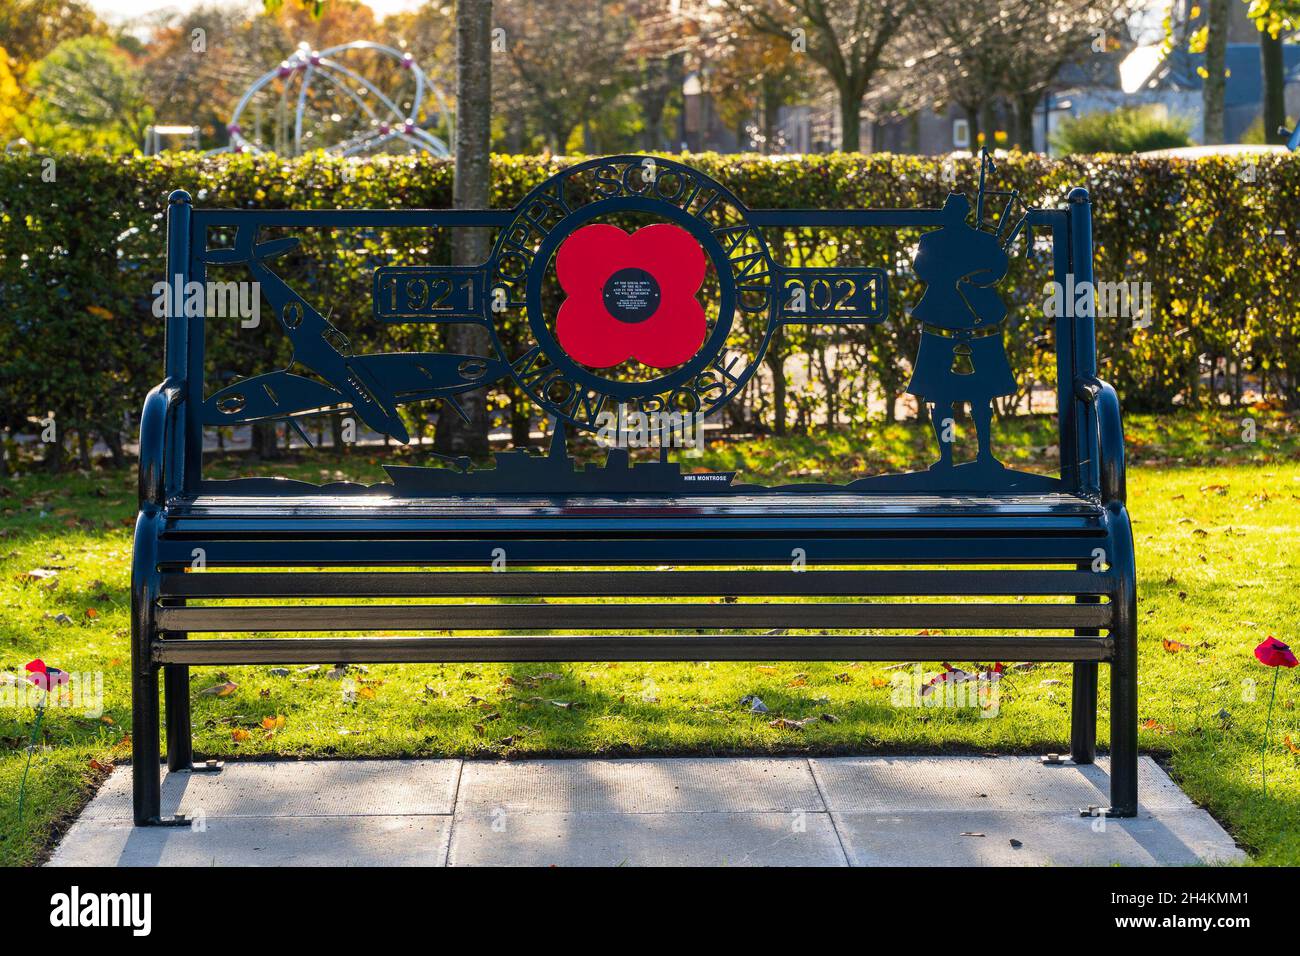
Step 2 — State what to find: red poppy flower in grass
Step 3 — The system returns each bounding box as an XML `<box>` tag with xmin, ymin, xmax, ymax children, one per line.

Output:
<box><xmin>555</xmin><ymin>223</ymin><xmax>707</xmax><ymax>369</ymax></box>
<box><xmin>1254</xmin><ymin>637</ymin><xmax>1297</xmax><ymax>668</ymax></box>
<box><xmin>25</xmin><ymin>658</ymin><xmax>69</xmax><ymax>691</ymax></box>
<box><xmin>1253</xmin><ymin>636</ymin><xmax>1296</xmax><ymax>796</ymax></box>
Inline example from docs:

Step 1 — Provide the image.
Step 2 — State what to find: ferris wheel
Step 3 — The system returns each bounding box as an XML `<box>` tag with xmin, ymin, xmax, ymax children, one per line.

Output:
<box><xmin>218</xmin><ymin>40</ymin><xmax>452</xmax><ymax>158</ymax></box>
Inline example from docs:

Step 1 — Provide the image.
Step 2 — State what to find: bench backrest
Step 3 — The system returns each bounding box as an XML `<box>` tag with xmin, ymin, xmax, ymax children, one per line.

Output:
<box><xmin>152</xmin><ymin>152</ymin><xmax>1104</xmax><ymax>501</ymax></box>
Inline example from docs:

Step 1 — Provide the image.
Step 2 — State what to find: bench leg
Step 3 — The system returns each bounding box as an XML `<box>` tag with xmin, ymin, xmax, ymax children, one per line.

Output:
<box><xmin>164</xmin><ymin>659</ymin><xmax>193</xmax><ymax>772</ymax></box>
<box><xmin>1070</xmin><ymin>662</ymin><xmax>1098</xmax><ymax>763</ymax></box>
<box><xmin>1071</xmin><ymin>560</ymin><xmax>1100</xmax><ymax>762</ymax></box>
<box><xmin>131</xmin><ymin>663</ymin><xmax>163</xmax><ymax>825</ymax></box>
<box><xmin>162</xmin><ymin>590</ymin><xmax>194</xmax><ymax>772</ymax></box>
<box><xmin>131</xmin><ymin>512</ymin><xmax>163</xmax><ymax>825</ymax></box>
<box><xmin>1107</xmin><ymin>506</ymin><xmax>1139</xmax><ymax>817</ymax></box>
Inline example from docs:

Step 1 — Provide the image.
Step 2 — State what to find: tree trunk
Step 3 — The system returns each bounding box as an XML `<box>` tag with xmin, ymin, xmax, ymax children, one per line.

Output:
<box><xmin>964</xmin><ymin>103</ymin><xmax>981</xmax><ymax>150</ymax></box>
<box><xmin>436</xmin><ymin>0</ymin><xmax>494</xmax><ymax>459</ymax></box>
<box><xmin>252</xmin><ymin>421</ymin><xmax>281</xmax><ymax>460</ymax></box>
<box><xmin>1013</xmin><ymin>93</ymin><xmax>1038</xmax><ymax>152</ymax></box>
<box><xmin>980</xmin><ymin>102</ymin><xmax>997</xmax><ymax>148</ymax></box>
<box><xmin>764</xmin><ymin>327</ymin><xmax>788</xmax><ymax>435</ymax></box>
<box><xmin>1203</xmin><ymin>0</ymin><xmax>1229</xmax><ymax>144</ymax></box>
<box><xmin>101</xmin><ymin>429</ymin><xmax>125</xmax><ymax>469</ymax></box>
<box><xmin>1262</xmin><ymin>29</ymin><xmax>1286</xmax><ymax>144</ymax></box>
<box><xmin>44</xmin><ymin>435</ymin><xmax>65</xmax><ymax>473</ymax></box>
<box><xmin>837</xmin><ymin>85</ymin><xmax>862</xmax><ymax>152</ymax></box>
<box><xmin>761</xmin><ymin>76</ymin><xmax>782</xmax><ymax>153</ymax></box>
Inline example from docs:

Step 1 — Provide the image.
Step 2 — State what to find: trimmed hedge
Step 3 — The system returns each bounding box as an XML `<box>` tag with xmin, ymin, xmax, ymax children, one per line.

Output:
<box><xmin>1</xmin><ymin>151</ymin><xmax>1296</xmax><ymax>469</ymax></box>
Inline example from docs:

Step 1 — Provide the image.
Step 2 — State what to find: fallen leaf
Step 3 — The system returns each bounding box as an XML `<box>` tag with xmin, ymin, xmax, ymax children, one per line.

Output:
<box><xmin>1285</xmin><ymin>735</ymin><xmax>1300</xmax><ymax>755</ymax></box>
<box><xmin>200</xmin><ymin>680</ymin><xmax>238</xmax><ymax>697</ymax></box>
<box><xmin>260</xmin><ymin>715</ymin><xmax>286</xmax><ymax>731</ymax></box>
<box><xmin>231</xmin><ymin>728</ymin><xmax>251</xmax><ymax>742</ymax></box>
<box><xmin>1141</xmin><ymin>718</ymin><xmax>1176</xmax><ymax>735</ymax></box>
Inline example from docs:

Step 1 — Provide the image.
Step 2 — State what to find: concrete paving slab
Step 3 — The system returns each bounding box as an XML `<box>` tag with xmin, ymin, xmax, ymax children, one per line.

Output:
<box><xmin>80</xmin><ymin>759</ymin><xmax>461</xmax><ymax>821</ymax></box>
<box><xmin>830</xmin><ymin>811</ymin><xmax>1217</xmax><ymax>867</ymax></box>
<box><xmin>454</xmin><ymin>757</ymin><xmax>824</xmax><ymax>813</ymax></box>
<box><xmin>48</xmin><ymin>754</ymin><xmax>1243</xmax><ymax>867</ymax></box>
<box><xmin>447</xmin><ymin>811</ymin><xmax>846</xmax><ymax>866</ymax></box>
<box><xmin>809</xmin><ymin>755</ymin><xmax>1191</xmax><ymax>812</ymax></box>
<box><xmin>48</xmin><ymin>815</ymin><xmax>452</xmax><ymax>867</ymax></box>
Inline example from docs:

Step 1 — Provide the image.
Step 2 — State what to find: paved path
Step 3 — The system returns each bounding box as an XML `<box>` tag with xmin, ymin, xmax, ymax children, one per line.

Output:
<box><xmin>48</xmin><ymin>755</ymin><xmax>1243</xmax><ymax>867</ymax></box>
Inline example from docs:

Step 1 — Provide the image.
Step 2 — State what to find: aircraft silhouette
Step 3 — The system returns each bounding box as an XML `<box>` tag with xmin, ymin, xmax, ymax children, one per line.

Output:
<box><xmin>199</xmin><ymin>228</ymin><xmax>505</xmax><ymax>444</ymax></box>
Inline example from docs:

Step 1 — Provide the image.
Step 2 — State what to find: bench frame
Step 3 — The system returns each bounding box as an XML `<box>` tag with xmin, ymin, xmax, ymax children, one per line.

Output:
<box><xmin>132</xmin><ymin>157</ymin><xmax>1137</xmax><ymax>825</ymax></box>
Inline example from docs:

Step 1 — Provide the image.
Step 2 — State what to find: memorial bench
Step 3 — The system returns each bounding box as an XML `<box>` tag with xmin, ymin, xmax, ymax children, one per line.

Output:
<box><xmin>131</xmin><ymin>154</ymin><xmax>1137</xmax><ymax>825</ymax></box>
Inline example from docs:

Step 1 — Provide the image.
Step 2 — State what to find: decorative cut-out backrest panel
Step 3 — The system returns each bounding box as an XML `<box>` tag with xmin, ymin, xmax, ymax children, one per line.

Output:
<box><xmin>167</xmin><ymin>153</ymin><xmax>1100</xmax><ymax>498</ymax></box>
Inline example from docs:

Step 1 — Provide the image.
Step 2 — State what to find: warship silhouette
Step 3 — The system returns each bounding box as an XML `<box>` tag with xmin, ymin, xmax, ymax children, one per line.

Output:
<box><xmin>384</xmin><ymin>437</ymin><xmax>735</xmax><ymax>496</ymax></box>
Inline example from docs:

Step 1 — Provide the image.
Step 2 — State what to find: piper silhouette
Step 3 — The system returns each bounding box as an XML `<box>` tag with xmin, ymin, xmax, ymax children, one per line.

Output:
<box><xmin>906</xmin><ymin>192</ymin><xmax>1015</xmax><ymax>469</ymax></box>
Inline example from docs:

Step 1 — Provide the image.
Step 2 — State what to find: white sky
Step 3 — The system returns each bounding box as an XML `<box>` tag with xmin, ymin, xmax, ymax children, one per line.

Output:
<box><xmin>89</xmin><ymin>0</ymin><xmax>428</xmax><ymax>26</ymax></box>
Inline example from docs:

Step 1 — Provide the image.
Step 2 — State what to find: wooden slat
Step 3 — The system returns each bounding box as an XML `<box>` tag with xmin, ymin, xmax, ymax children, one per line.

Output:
<box><xmin>153</xmin><ymin>634</ymin><xmax>1113</xmax><ymax>665</ymax></box>
<box><xmin>160</xmin><ymin>569</ymin><xmax>1113</xmax><ymax>599</ymax></box>
<box><xmin>155</xmin><ymin>601</ymin><xmax>1112</xmax><ymax>633</ymax></box>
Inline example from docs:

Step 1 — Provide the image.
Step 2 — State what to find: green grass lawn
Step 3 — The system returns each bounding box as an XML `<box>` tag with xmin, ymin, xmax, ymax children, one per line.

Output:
<box><xmin>1</xmin><ymin>408</ymin><xmax>1297</xmax><ymax>865</ymax></box>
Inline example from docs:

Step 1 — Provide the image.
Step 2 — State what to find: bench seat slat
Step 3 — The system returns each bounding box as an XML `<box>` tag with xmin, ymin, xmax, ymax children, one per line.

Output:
<box><xmin>153</xmin><ymin>634</ymin><xmax>1114</xmax><ymax>665</ymax></box>
<box><xmin>155</xmin><ymin>536</ymin><xmax>1107</xmax><ymax>566</ymax></box>
<box><xmin>160</xmin><ymin>569</ymin><xmax>1113</xmax><ymax>599</ymax></box>
<box><xmin>155</xmin><ymin>602</ymin><xmax>1112</xmax><ymax>632</ymax></box>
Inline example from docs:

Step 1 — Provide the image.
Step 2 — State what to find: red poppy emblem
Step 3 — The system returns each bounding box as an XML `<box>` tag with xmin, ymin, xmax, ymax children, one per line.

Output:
<box><xmin>26</xmin><ymin>658</ymin><xmax>69</xmax><ymax>691</ymax></box>
<box><xmin>1255</xmin><ymin>637</ymin><xmax>1298</xmax><ymax>668</ymax></box>
<box><xmin>555</xmin><ymin>223</ymin><xmax>707</xmax><ymax>369</ymax></box>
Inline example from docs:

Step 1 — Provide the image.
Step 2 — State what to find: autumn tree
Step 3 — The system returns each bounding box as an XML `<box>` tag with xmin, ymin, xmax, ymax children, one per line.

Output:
<box><xmin>0</xmin><ymin>0</ymin><xmax>105</xmax><ymax>78</ymax></box>
<box><xmin>717</xmin><ymin>0</ymin><xmax>918</xmax><ymax>151</ymax></box>
<box><xmin>494</xmin><ymin>0</ymin><xmax>636</xmax><ymax>151</ymax></box>
<box><xmin>690</xmin><ymin>5</ymin><xmax>811</xmax><ymax>151</ymax></box>
<box><xmin>0</xmin><ymin>47</ymin><xmax>21</xmax><ymax>141</ymax></box>
<box><xmin>15</xmin><ymin>36</ymin><xmax>154</xmax><ymax>153</ymax></box>
<box><xmin>1246</xmin><ymin>1</ymin><xmax>1300</xmax><ymax>144</ymax></box>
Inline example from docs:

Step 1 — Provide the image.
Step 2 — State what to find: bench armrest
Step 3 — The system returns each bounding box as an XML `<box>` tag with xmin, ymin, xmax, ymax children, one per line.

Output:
<box><xmin>1074</xmin><ymin>377</ymin><xmax>1126</xmax><ymax>506</ymax></box>
<box><xmin>138</xmin><ymin>379</ymin><xmax>186</xmax><ymax>510</ymax></box>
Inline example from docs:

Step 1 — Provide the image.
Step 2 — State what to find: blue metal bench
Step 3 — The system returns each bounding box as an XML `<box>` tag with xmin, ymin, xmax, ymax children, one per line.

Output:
<box><xmin>132</xmin><ymin>153</ymin><xmax>1137</xmax><ymax>824</ymax></box>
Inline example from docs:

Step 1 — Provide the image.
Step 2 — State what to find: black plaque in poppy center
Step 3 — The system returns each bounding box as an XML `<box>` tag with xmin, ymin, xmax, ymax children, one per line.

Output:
<box><xmin>602</xmin><ymin>267</ymin><xmax>661</xmax><ymax>324</ymax></box>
